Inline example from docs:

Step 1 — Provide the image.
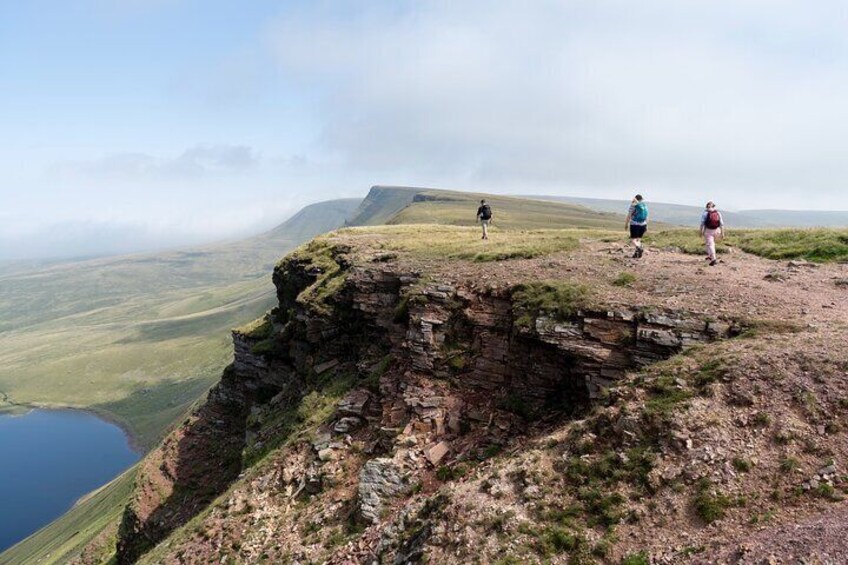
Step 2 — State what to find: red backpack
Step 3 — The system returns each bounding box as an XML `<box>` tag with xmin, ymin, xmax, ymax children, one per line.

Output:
<box><xmin>705</xmin><ymin>209</ymin><xmax>721</xmax><ymax>229</ymax></box>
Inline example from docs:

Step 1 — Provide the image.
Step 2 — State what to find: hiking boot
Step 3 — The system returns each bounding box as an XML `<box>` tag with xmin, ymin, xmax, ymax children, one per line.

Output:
<box><xmin>636</xmin><ymin>247</ymin><xmax>644</xmax><ymax>258</ymax></box>
<box><xmin>632</xmin><ymin>249</ymin><xmax>640</xmax><ymax>259</ymax></box>
<box><xmin>709</xmin><ymin>259</ymin><xmax>717</xmax><ymax>266</ymax></box>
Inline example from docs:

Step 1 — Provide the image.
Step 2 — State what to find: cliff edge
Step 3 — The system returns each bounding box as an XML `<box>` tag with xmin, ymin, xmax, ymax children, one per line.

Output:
<box><xmin>112</xmin><ymin>225</ymin><xmax>848</xmax><ymax>564</ymax></box>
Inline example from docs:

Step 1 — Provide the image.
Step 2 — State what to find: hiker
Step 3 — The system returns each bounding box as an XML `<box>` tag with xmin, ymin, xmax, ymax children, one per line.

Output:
<box><xmin>477</xmin><ymin>199</ymin><xmax>493</xmax><ymax>240</ymax></box>
<box><xmin>700</xmin><ymin>201</ymin><xmax>725</xmax><ymax>266</ymax></box>
<box><xmin>625</xmin><ymin>194</ymin><xmax>648</xmax><ymax>258</ymax></box>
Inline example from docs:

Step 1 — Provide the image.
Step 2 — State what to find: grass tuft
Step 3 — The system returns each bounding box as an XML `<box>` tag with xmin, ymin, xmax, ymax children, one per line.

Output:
<box><xmin>622</xmin><ymin>551</ymin><xmax>650</xmax><ymax>565</ymax></box>
<box><xmin>693</xmin><ymin>479</ymin><xmax>735</xmax><ymax>524</ymax></box>
<box><xmin>612</xmin><ymin>272</ymin><xmax>637</xmax><ymax>287</ymax></box>
<box><xmin>512</xmin><ymin>280</ymin><xmax>592</xmax><ymax>326</ymax></box>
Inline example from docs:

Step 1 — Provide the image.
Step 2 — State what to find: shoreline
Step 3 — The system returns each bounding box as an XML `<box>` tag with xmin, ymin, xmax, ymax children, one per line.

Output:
<box><xmin>0</xmin><ymin>396</ymin><xmax>146</xmax><ymax>455</ymax></box>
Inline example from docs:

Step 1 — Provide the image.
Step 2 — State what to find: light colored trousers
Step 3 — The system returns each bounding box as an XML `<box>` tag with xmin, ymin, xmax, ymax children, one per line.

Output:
<box><xmin>704</xmin><ymin>228</ymin><xmax>720</xmax><ymax>260</ymax></box>
<box><xmin>481</xmin><ymin>220</ymin><xmax>489</xmax><ymax>238</ymax></box>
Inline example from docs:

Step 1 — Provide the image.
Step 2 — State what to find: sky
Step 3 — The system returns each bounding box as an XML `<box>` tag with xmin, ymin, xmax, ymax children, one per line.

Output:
<box><xmin>2</xmin><ymin>1</ymin><xmax>848</xmax><ymax>259</ymax></box>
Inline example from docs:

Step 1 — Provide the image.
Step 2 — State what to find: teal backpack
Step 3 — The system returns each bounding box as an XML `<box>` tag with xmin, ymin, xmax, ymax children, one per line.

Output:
<box><xmin>631</xmin><ymin>202</ymin><xmax>648</xmax><ymax>223</ymax></box>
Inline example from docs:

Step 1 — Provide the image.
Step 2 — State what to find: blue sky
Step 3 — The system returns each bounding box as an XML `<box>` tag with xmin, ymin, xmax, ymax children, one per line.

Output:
<box><xmin>2</xmin><ymin>1</ymin><xmax>847</xmax><ymax>259</ymax></box>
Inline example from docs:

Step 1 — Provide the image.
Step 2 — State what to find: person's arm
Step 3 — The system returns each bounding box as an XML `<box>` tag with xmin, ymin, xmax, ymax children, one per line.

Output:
<box><xmin>699</xmin><ymin>211</ymin><xmax>706</xmax><ymax>236</ymax></box>
<box><xmin>625</xmin><ymin>206</ymin><xmax>633</xmax><ymax>230</ymax></box>
<box><xmin>718</xmin><ymin>212</ymin><xmax>726</xmax><ymax>238</ymax></box>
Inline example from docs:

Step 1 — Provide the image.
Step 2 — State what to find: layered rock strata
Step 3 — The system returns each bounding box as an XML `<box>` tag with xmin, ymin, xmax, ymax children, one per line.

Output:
<box><xmin>116</xmin><ymin>244</ymin><xmax>737</xmax><ymax>562</ymax></box>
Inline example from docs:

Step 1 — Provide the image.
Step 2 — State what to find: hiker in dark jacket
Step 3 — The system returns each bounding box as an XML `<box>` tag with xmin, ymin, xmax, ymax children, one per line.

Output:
<box><xmin>700</xmin><ymin>201</ymin><xmax>725</xmax><ymax>266</ymax></box>
<box><xmin>476</xmin><ymin>199</ymin><xmax>493</xmax><ymax>240</ymax></box>
<box><xmin>625</xmin><ymin>194</ymin><xmax>648</xmax><ymax>258</ymax></box>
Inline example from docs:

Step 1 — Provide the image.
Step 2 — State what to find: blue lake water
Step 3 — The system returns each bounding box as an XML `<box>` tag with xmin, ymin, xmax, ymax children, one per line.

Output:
<box><xmin>0</xmin><ymin>409</ymin><xmax>140</xmax><ymax>552</ymax></box>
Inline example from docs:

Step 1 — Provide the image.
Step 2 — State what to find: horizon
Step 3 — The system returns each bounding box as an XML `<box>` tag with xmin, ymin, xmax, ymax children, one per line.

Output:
<box><xmin>4</xmin><ymin>2</ymin><xmax>848</xmax><ymax>259</ymax></box>
<box><xmin>1</xmin><ymin>185</ymin><xmax>846</xmax><ymax>263</ymax></box>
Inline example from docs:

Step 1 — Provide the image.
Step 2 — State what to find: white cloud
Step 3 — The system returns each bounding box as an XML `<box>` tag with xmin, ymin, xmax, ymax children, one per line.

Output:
<box><xmin>266</xmin><ymin>0</ymin><xmax>848</xmax><ymax>209</ymax></box>
<box><xmin>54</xmin><ymin>144</ymin><xmax>261</xmax><ymax>180</ymax></box>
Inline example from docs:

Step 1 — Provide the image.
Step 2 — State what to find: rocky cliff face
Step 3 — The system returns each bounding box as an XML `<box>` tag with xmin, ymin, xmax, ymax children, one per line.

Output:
<box><xmin>112</xmin><ymin>228</ymin><xmax>848</xmax><ymax>564</ymax></box>
<box><xmin>115</xmin><ymin>235</ymin><xmax>741</xmax><ymax>563</ymax></box>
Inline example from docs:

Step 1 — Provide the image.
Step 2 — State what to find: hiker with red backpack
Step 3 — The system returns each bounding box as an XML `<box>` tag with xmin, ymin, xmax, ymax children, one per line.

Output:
<box><xmin>700</xmin><ymin>201</ymin><xmax>725</xmax><ymax>266</ymax></box>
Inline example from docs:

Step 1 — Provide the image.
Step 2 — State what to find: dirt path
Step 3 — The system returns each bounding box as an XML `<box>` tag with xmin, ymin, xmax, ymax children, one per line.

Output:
<box><xmin>404</xmin><ymin>239</ymin><xmax>848</xmax><ymax>329</ymax></box>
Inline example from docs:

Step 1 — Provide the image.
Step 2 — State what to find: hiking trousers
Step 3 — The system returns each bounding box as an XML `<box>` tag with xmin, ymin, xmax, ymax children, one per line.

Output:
<box><xmin>704</xmin><ymin>228</ymin><xmax>720</xmax><ymax>260</ymax></box>
<box><xmin>481</xmin><ymin>220</ymin><xmax>489</xmax><ymax>239</ymax></box>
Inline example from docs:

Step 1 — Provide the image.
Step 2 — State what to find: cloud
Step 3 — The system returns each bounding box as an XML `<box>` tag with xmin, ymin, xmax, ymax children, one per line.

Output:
<box><xmin>56</xmin><ymin>144</ymin><xmax>260</xmax><ymax>180</ymax></box>
<box><xmin>265</xmin><ymin>0</ymin><xmax>848</xmax><ymax>208</ymax></box>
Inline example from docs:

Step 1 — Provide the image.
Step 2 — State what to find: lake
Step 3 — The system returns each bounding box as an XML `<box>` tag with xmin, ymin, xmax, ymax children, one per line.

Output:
<box><xmin>0</xmin><ymin>409</ymin><xmax>140</xmax><ymax>552</ymax></box>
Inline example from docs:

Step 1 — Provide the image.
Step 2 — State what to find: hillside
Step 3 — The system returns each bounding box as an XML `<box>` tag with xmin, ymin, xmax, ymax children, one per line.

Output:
<box><xmin>0</xmin><ymin>187</ymin><xmax>629</xmax><ymax>565</ymax></box>
<box><xmin>352</xmin><ymin>186</ymin><xmax>626</xmax><ymax>230</ymax></box>
<box><xmin>5</xmin><ymin>186</ymin><xmax>847</xmax><ymax>565</ymax></box>
<box><xmin>0</xmin><ymin>198</ymin><xmax>361</xmax><ymax>448</ymax></box>
<box><xmin>540</xmin><ymin>195</ymin><xmax>848</xmax><ymax>228</ymax></box>
<box><xmin>76</xmin><ymin>220</ymin><xmax>848</xmax><ymax>564</ymax></box>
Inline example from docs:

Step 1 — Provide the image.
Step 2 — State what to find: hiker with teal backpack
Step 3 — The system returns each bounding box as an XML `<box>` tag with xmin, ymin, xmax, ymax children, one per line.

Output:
<box><xmin>625</xmin><ymin>194</ymin><xmax>648</xmax><ymax>258</ymax></box>
<box><xmin>700</xmin><ymin>201</ymin><xmax>725</xmax><ymax>266</ymax></box>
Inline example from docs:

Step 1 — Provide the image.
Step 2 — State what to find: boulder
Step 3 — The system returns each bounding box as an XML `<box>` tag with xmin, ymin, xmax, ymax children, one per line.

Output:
<box><xmin>338</xmin><ymin>390</ymin><xmax>371</xmax><ymax>417</ymax></box>
<box><xmin>426</xmin><ymin>441</ymin><xmax>451</xmax><ymax>466</ymax></box>
<box><xmin>358</xmin><ymin>458</ymin><xmax>410</xmax><ymax>523</ymax></box>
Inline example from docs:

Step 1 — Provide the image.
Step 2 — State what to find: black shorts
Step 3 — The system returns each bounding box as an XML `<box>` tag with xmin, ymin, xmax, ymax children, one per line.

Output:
<box><xmin>629</xmin><ymin>224</ymin><xmax>647</xmax><ymax>239</ymax></box>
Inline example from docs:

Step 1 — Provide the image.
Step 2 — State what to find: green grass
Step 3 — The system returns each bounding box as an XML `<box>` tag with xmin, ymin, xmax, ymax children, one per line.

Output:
<box><xmin>341</xmin><ymin>224</ymin><xmax>587</xmax><ymax>262</ymax></box>
<box><xmin>0</xmin><ymin>467</ymin><xmax>137</xmax><ymax>565</ymax></box>
<box><xmin>0</xmin><ymin>199</ymin><xmax>357</xmax><ymax>451</ymax></box>
<box><xmin>385</xmin><ymin>190</ymin><xmax>625</xmax><ymax>231</ymax></box>
<box><xmin>0</xmin><ymin>276</ymin><xmax>274</xmax><ymax>449</ymax></box>
<box><xmin>0</xmin><ymin>200</ymin><xmax>359</xmax><ymax>565</ymax></box>
<box><xmin>285</xmin><ymin>239</ymin><xmax>350</xmax><ymax>314</ymax></box>
<box><xmin>646</xmin><ymin>228</ymin><xmax>848</xmax><ymax>263</ymax></box>
<box><xmin>693</xmin><ymin>479</ymin><xmax>735</xmax><ymax>524</ymax></box>
<box><xmin>622</xmin><ymin>551</ymin><xmax>650</xmax><ymax>565</ymax></box>
<box><xmin>612</xmin><ymin>272</ymin><xmax>637</xmax><ymax>287</ymax></box>
<box><xmin>732</xmin><ymin>457</ymin><xmax>752</xmax><ymax>472</ymax></box>
<box><xmin>734</xmin><ymin>229</ymin><xmax>848</xmax><ymax>262</ymax></box>
<box><xmin>739</xmin><ymin>319</ymin><xmax>805</xmax><ymax>339</ymax></box>
<box><xmin>512</xmin><ymin>280</ymin><xmax>593</xmax><ymax>326</ymax></box>
<box><xmin>242</xmin><ymin>370</ymin><xmax>358</xmax><ymax>468</ymax></box>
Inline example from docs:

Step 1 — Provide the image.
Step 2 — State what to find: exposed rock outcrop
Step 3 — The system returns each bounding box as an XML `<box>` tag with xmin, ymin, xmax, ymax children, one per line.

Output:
<box><xmin>115</xmin><ymin>235</ymin><xmax>742</xmax><ymax>563</ymax></box>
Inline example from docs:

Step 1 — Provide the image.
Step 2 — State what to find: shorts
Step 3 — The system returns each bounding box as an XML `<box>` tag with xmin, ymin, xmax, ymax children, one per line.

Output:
<box><xmin>629</xmin><ymin>224</ymin><xmax>647</xmax><ymax>238</ymax></box>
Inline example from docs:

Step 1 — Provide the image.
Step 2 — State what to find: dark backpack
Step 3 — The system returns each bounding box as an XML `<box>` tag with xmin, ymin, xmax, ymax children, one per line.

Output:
<box><xmin>480</xmin><ymin>204</ymin><xmax>492</xmax><ymax>220</ymax></box>
<box><xmin>705</xmin><ymin>209</ymin><xmax>721</xmax><ymax>229</ymax></box>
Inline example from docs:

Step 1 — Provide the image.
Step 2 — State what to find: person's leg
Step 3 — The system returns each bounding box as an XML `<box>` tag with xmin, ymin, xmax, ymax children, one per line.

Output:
<box><xmin>481</xmin><ymin>220</ymin><xmax>489</xmax><ymax>239</ymax></box>
<box><xmin>631</xmin><ymin>225</ymin><xmax>646</xmax><ymax>257</ymax></box>
<box><xmin>629</xmin><ymin>225</ymin><xmax>638</xmax><ymax>257</ymax></box>
<box><xmin>704</xmin><ymin>228</ymin><xmax>717</xmax><ymax>261</ymax></box>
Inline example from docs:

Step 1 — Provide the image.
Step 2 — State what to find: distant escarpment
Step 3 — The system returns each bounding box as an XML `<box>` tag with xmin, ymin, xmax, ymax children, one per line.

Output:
<box><xmin>114</xmin><ymin>228</ymin><xmax>848</xmax><ymax>564</ymax></box>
